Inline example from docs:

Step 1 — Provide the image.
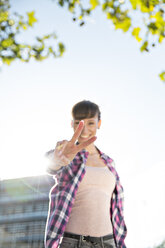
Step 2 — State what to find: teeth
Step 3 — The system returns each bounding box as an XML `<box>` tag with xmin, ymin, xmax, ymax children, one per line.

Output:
<box><xmin>81</xmin><ymin>135</ymin><xmax>89</xmax><ymax>138</ymax></box>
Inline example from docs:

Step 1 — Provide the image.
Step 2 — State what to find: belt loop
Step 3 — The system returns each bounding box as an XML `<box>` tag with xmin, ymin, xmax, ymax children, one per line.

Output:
<box><xmin>78</xmin><ymin>235</ymin><xmax>82</xmax><ymax>248</ymax></box>
<box><xmin>101</xmin><ymin>237</ymin><xmax>105</xmax><ymax>248</ymax></box>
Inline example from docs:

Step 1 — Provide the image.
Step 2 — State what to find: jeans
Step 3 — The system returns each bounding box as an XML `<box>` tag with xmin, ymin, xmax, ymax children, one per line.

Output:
<box><xmin>59</xmin><ymin>235</ymin><xmax>117</xmax><ymax>248</ymax></box>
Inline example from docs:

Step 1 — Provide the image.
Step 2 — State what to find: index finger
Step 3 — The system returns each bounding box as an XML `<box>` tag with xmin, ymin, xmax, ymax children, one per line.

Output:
<box><xmin>70</xmin><ymin>120</ymin><xmax>84</xmax><ymax>144</ymax></box>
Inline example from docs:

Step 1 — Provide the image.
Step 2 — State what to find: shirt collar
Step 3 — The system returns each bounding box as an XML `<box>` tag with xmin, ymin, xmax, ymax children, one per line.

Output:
<box><xmin>76</xmin><ymin>142</ymin><xmax>107</xmax><ymax>163</ymax></box>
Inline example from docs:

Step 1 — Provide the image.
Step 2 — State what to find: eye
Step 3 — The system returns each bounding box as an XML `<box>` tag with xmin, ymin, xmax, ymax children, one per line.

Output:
<box><xmin>89</xmin><ymin>122</ymin><xmax>94</xmax><ymax>125</ymax></box>
<box><xmin>75</xmin><ymin>121</ymin><xmax>80</xmax><ymax>125</ymax></box>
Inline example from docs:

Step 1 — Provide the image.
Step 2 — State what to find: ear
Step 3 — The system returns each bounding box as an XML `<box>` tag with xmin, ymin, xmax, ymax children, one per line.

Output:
<box><xmin>71</xmin><ymin>120</ymin><xmax>74</xmax><ymax>128</ymax></box>
<box><xmin>98</xmin><ymin>119</ymin><xmax>101</xmax><ymax>129</ymax></box>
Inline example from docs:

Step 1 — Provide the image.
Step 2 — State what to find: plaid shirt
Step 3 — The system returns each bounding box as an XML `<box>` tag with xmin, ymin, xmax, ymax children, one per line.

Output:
<box><xmin>45</xmin><ymin>148</ymin><xmax>127</xmax><ymax>248</ymax></box>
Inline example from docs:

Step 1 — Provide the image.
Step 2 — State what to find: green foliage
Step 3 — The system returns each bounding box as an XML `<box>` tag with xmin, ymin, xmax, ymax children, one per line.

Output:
<box><xmin>0</xmin><ymin>0</ymin><xmax>65</xmax><ymax>65</ymax></box>
<box><xmin>90</xmin><ymin>0</ymin><xmax>99</xmax><ymax>10</ymax></box>
<box><xmin>140</xmin><ymin>41</ymin><xmax>149</xmax><ymax>52</ymax></box>
<box><xmin>106</xmin><ymin>9</ymin><xmax>131</xmax><ymax>32</ymax></box>
<box><xmin>0</xmin><ymin>0</ymin><xmax>165</xmax><ymax>82</ymax></box>
<box><xmin>159</xmin><ymin>71</ymin><xmax>165</xmax><ymax>82</ymax></box>
<box><xmin>132</xmin><ymin>27</ymin><xmax>142</xmax><ymax>42</ymax></box>
<box><xmin>27</xmin><ymin>11</ymin><xmax>37</xmax><ymax>26</ymax></box>
<box><xmin>52</xmin><ymin>0</ymin><xmax>165</xmax><ymax>81</ymax></box>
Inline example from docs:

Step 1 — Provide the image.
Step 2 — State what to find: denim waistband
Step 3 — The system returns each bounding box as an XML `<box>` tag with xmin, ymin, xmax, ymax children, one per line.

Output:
<box><xmin>63</xmin><ymin>232</ymin><xmax>114</xmax><ymax>243</ymax></box>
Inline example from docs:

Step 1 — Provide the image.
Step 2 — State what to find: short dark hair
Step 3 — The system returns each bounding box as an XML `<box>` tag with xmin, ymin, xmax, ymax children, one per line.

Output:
<box><xmin>72</xmin><ymin>100</ymin><xmax>101</xmax><ymax>120</ymax></box>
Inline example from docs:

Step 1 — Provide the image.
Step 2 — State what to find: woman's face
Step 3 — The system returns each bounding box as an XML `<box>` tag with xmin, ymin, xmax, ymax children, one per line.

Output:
<box><xmin>72</xmin><ymin>114</ymin><xmax>101</xmax><ymax>144</ymax></box>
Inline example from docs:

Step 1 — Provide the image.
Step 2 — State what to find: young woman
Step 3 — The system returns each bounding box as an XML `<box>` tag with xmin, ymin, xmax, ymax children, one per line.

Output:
<box><xmin>45</xmin><ymin>100</ymin><xmax>127</xmax><ymax>248</ymax></box>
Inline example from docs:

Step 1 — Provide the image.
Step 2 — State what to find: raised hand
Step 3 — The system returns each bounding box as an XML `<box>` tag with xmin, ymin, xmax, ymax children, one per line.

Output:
<box><xmin>53</xmin><ymin>120</ymin><xmax>97</xmax><ymax>168</ymax></box>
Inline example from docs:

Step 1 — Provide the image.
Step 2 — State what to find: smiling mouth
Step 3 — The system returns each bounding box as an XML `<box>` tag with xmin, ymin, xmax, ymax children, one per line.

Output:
<box><xmin>80</xmin><ymin>135</ymin><xmax>89</xmax><ymax>138</ymax></box>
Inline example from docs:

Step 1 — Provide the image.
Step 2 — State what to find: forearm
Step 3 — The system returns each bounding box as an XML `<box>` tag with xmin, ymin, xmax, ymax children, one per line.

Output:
<box><xmin>45</xmin><ymin>149</ymin><xmax>64</xmax><ymax>174</ymax></box>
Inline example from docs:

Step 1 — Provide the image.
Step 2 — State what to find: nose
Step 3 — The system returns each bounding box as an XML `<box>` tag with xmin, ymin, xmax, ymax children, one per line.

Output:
<box><xmin>81</xmin><ymin>124</ymin><xmax>88</xmax><ymax>135</ymax></box>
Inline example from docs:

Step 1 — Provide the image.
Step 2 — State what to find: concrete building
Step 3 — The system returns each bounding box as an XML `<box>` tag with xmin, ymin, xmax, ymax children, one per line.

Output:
<box><xmin>0</xmin><ymin>175</ymin><xmax>54</xmax><ymax>248</ymax></box>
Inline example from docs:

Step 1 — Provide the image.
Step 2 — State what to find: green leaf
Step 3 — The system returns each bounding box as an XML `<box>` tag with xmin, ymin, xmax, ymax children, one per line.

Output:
<box><xmin>1</xmin><ymin>38</ymin><xmax>14</xmax><ymax>48</ymax></box>
<box><xmin>159</xmin><ymin>35</ymin><xmax>164</xmax><ymax>43</ymax></box>
<box><xmin>107</xmin><ymin>12</ymin><xmax>111</xmax><ymax>20</ymax></box>
<box><xmin>27</xmin><ymin>11</ymin><xmax>37</xmax><ymax>26</ymax></box>
<box><xmin>90</xmin><ymin>0</ymin><xmax>99</xmax><ymax>10</ymax></box>
<box><xmin>148</xmin><ymin>22</ymin><xmax>158</xmax><ymax>35</ymax></box>
<box><xmin>115</xmin><ymin>17</ymin><xmax>131</xmax><ymax>32</ymax></box>
<box><xmin>140</xmin><ymin>3</ymin><xmax>154</xmax><ymax>13</ymax></box>
<box><xmin>58</xmin><ymin>42</ymin><xmax>65</xmax><ymax>55</ymax></box>
<box><xmin>132</xmin><ymin>27</ymin><xmax>142</xmax><ymax>42</ymax></box>
<box><xmin>2</xmin><ymin>57</ymin><xmax>14</xmax><ymax>65</ymax></box>
<box><xmin>58</xmin><ymin>0</ymin><xmax>64</xmax><ymax>7</ymax></box>
<box><xmin>102</xmin><ymin>3</ymin><xmax>107</xmax><ymax>11</ymax></box>
<box><xmin>140</xmin><ymin>41</ymin><xmax>148</xmax><ymax>52</ymax></box>
<box><xmin>159</xmin><ymin>72</ymin><xmax>165</xmax><ymax>81</ymax></box>
<box><xmin>69</xmin><ymin>3</ymin><xmax>74</xmax><ymax>12</ymax></box>
<box><xmin>130</xmin><ymin>0</ymin><xmax>138</xmax><ymax>10</ymax></box>
<box><xmin>0</xmin><ymin>11</ymin><xmax>9</xmax><ymax>22</ymax></box>
<box><xmin>150</xmin><ymin>11</ymin><xmax>165</xmax><ymax>29</ymax></box>
<box><xmin>130</xmin><ymin>0</ymin><xmax>155</xmax><ymax>12</ymax></box>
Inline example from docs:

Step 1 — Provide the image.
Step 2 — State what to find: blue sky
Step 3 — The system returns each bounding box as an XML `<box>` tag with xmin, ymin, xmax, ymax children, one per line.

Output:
<box><xmin>0</xmin><ymin>0</ymin><xmax>165</xmax><ymax>247</ymax></box>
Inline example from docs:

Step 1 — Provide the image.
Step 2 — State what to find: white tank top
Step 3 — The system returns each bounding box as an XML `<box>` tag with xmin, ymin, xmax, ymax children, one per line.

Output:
<box><xmin>65</xmin><ymin>165</ymin><xmax>116</xmax><ymax>236</ymax></box>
